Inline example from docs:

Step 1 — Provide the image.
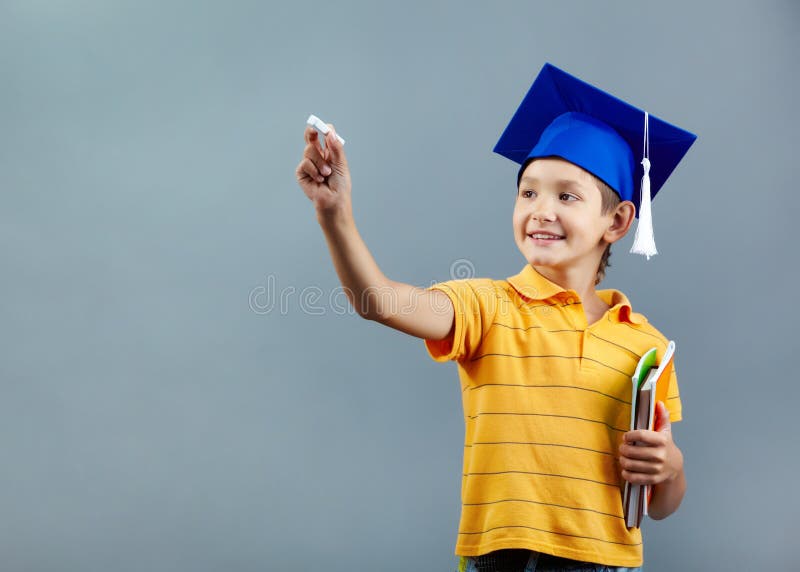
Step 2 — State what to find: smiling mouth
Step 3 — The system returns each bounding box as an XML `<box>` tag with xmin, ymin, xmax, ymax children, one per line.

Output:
<box><xmin>528</xmin><ymin>232</ymin><xmax>565</xmax><ymax>240</ymax></box>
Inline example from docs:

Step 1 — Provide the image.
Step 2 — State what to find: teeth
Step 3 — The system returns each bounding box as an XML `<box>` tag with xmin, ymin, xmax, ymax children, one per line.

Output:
<box><xmin>530</xmin><ymin>233</ymin><xmax>563</xmax><ymax>239</ymax></box>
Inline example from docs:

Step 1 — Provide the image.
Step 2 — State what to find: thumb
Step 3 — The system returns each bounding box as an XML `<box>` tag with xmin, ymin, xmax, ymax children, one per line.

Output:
<box><xmin>654</xmin><ymin>400</ymin><xmax>672</xmax><ymax>434</ymax></box>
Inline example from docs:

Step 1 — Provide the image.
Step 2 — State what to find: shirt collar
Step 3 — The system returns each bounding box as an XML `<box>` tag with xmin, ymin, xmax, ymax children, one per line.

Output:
<box><xmin>506</xmin><ymin>265</ymin><xmax>645</xmax><ymax>325</ymax></box>
<box><xmin>506</xmin><ymin>264</ymin><xmax>566</xmax><ymax>301</ymax></box>
<box><xmin>596</xmin><ymin>288</ymin><xmax>646</xmax><ymax>325</ymax></box>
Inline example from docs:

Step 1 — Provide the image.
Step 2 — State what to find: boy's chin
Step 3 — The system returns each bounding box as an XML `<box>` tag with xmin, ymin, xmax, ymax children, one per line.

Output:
<box><xmin>516</xmin><ymin>241</ymin><xmax>605</xmax><ymax>270</ymax></box>
<box><xmin>520</xmin><ymin>254</ymin><xmax>564</xmax><ymax>270</ymax></box>
<box><xmin>516</xmin><ymin>244</ymin><xmax>560</xmax><ymax>266</ymax></box>
<box><xmin>518</xmin><ymin>250</ymin><xmax>592</xmax><ymax>274</ymax></box>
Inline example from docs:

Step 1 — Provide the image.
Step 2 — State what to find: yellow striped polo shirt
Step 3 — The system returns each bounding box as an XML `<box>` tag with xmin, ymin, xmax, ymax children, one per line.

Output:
<box><xmin>424</xmin><ymin>264</ymin><xmax>682</xmax><ymax>567</ymax></box>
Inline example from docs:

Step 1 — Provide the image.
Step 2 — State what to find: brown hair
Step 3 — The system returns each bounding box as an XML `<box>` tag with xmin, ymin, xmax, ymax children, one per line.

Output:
<box><xmin>594</xmin><ymin>175</ymin><xmax>621</xmax><ymax>285</ymax></box>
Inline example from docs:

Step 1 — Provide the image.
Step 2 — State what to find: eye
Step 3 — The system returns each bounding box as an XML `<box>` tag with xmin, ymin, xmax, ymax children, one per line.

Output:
<box><xmin>560</xmin><ymin>192</ymin><xmax>578</xmax><ymax>201</ymax></box>
<box><xmin>520</xmin><ymin>189</ymin><xmax>536</xmax><ymax>199</ymax></box>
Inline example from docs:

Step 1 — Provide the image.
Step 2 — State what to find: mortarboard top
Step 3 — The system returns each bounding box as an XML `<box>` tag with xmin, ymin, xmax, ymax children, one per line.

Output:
<box><xmin>493</xmin><ymin>62</ymin><xmax>697</xmax><ymax>209</ymax></box>
<box><xmin>493</xmin><ymin>62</ymin><xmax>697</xmax><ymax>258</ymax></box>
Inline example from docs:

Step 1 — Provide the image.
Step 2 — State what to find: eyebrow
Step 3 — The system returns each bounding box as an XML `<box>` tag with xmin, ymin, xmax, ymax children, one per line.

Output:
<box><xmin>518</xmin><ymin>176</ymin><xmax>586</xmax><ymax>190</ymax></box>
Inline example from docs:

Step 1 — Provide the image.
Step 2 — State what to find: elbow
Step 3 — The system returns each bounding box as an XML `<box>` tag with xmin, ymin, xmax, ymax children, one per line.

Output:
<box><xmin>354</xmin><ymin>285</ymin><xmax>396</xmax><ymax>323</ymax></box>
<box><xmin>648</xmin><ymin>472</ymin><xmax>686</xmax><ymax>521</ymax></box>
<box><xmin>358</xmin><ymin>306</ymin><xmax>393</xmax><ymax>324</ymax></box>
<box><xmin>357</xmin><ymin>307</ymin><xmax>383</xmax><ymax>322</ymax></box>
<box><xmin>648</xmin><ymin>499</ymin><xmax>682</xmax><ymax>521</ymax></box>
<box><xmin>350</xmin><ymin>295</ymin><xmax>376</xmax><ymax>321</ymax></box>
<box><xmin>647</xmin><ymin>507</ymin><xmax>671</xmax><ymax>521</ymax></box>
<box><xmin>339</xmin><ymin>288</ymin><xmax>376</xmax><ymax>321</ymax></box>
<box><xmin>352</xmin><ymin>299</ymin><xmax>387</xmax><ymax>323</ymax></box>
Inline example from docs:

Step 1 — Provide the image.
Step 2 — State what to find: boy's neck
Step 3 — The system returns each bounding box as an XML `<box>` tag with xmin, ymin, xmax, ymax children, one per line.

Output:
<box><xmin>532</xmin><ymin>264</ymin><xmax>605</xmax><ymax>308</ymax></box>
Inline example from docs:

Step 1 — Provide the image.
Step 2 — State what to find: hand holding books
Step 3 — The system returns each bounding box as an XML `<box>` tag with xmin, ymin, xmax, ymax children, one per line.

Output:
<box><xmin>620</xmin><ymin>341</ymin><xmax>681</xmax><ymax>528</ymax></box>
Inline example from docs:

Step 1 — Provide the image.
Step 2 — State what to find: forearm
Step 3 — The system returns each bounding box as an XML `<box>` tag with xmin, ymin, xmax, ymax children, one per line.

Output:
<box><xmin>316</xmin><ymin>207</ymin><xmax>392</xmax><ymax>319</ymax></box>
<box><xmin>316</xmin><ymin>207</ymin><xmax>453</xmax><ymax>339</ymax></box>
<box><xmin>300</xmin><ymin>130</ymin><xmax>452</xmax><ymax>338</ymax></box>
<box><xmin>647</xmin><ymin>448</ymin><xmax>686</xmax><ymax>520</ymax></box>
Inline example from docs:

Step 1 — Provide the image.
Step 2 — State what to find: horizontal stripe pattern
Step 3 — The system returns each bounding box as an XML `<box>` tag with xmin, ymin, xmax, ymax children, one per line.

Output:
<box><xmin>470</xmin><ymin>352</ymin><xmax>633</xmax><ymax>378</ymax></box>
<box><xmin>463</xmin><ymin>470</ymin><xmax>621</xmax><ymax>488</ymax></box>
<box><xmin>457</xmin><ymin>525</ymin><xmax>642</xmax><ymax>547</ymax></box>
<box><xmin>466</xmin><ymin>411</ymin><xmax>629</xmax><ymax>434</ymax></box>
<box><xmin>462</xmin><ymin>497</ymin><xmax>624</xmax><ymax>520</ymax></box>
<box><xmin>466</xmin><ymin>382</ymin><xmax>631</xmax><ymax>405</ymax></box>
<box><xmin>464</xmin><ymin>440</ymin><xmax>614</xmax><ymax>456</ymax></box>
<box><xmin>424</xmin><ymin>266</ymin><xmax>682</xmax><ymax>565</ymax></box>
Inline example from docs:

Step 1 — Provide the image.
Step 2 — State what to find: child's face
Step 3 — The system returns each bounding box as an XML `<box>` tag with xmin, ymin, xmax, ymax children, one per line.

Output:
<box><xmin>513</xmin><ymin>158</ymin><xmax>616</xmax><ymax>277</ymax></box>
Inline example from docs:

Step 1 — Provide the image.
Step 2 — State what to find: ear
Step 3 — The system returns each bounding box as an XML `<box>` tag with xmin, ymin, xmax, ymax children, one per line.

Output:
<box><xmin>603</xmin><ymin>200</ymin><xmax>636</xmax><ymax>245</ymax></box>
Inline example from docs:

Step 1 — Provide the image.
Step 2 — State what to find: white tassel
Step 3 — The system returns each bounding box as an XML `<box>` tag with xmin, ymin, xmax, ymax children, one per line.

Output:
<box><xmin>630</xmin><ymin>112</ymin><xmax>658</xmax><ymax>259</ymax></box>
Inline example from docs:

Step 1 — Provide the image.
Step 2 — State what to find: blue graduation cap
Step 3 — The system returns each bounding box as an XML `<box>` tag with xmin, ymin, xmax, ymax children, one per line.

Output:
<box><xmin>493</xmin><ymin>63</ymin><xmax>697</xmax><ymax>259</ymax></box>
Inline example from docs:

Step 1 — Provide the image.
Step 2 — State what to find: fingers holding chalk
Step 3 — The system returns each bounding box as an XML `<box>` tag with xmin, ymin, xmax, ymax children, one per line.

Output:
<box><xmin>297</xmin><ymin>114</ymin><xmax>352</xmax><ymax>204</ymax></box>
<box><xmin>307</xmin><ymin>114</ymin><xmax>345</xmax><ymax>145</ymax></box>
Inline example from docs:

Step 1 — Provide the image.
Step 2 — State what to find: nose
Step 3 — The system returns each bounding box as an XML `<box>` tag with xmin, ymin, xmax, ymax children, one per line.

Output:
<box><xmin>530</xmin><ymin>195</ymin><xmax>556</xmax><ymax>223</ymax></box>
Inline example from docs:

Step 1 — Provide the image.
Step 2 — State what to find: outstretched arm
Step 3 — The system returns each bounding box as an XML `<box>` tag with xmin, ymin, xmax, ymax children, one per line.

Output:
<box><xmin>296</xmin><ymin>125</ymin><xmax>454</xmax><ymax>341</ymax></box>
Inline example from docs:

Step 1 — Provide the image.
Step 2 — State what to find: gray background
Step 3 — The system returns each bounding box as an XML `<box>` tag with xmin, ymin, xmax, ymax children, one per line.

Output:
<box><xmin>1</xmin><ymin>1</ymin><xmax>797</xmax><ymax>570</ymax></box>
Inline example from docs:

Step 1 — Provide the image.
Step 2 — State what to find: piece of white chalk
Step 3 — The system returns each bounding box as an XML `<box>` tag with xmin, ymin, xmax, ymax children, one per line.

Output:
<box><xmin>306</xmin><ymin>114</ymin><xmax>345</xmax><ymax>145</ymax></box>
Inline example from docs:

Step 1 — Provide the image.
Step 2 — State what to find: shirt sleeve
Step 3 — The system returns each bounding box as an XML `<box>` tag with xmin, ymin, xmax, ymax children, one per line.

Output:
<box><xmin>423</xmin><ymin>278</ymin><xmax>497</xmax><ymax>363</ymax></box>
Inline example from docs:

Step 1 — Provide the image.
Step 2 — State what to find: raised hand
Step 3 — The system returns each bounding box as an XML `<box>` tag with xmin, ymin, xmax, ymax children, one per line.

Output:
<box><xmin>295</xmin><ymin>124</ymin><xmax>352</xmax><ymax>217</ymax></box>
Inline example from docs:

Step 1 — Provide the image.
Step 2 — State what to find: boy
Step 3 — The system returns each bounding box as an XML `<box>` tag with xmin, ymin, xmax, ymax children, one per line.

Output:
<box><xmin>295</xmin><ymin>63</ymin><xmax>696</xmax><ymax>571</ymax></box>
